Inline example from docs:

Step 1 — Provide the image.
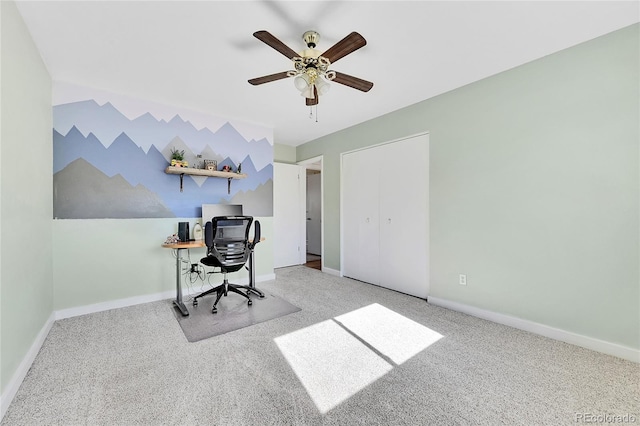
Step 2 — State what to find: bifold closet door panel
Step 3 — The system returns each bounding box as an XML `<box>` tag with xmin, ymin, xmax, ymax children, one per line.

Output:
<box><xmin>343</xmin><ymin>146</ymin><xmax>380</xmax><ymax>284</ymax></box>
<box><xmin>378</xmin><ymin>135</ymin><xmax>429</xmax><ymax>298</ymax></box>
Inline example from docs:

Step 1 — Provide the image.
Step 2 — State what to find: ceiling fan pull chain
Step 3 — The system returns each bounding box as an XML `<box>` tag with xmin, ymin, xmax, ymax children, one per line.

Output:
<box><xmin>315</xmin><ymin>105</ymin><xmax>318</xmax><ymax>123</ymax></box>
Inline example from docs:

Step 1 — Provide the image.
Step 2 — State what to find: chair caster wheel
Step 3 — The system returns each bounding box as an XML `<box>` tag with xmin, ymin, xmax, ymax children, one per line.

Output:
<box><xmin>248</xmin><ymin>299</ymin><xmax>253</xmax><ymax>306</ymax></box>
<box><xmin>212</xmin><ymin>308</ymin><xmax>217</xmax><ymax>314</ymax></box>
<box><xmin>193</xmin><ymin>300</ymin><xmax>198</xmax><ymax>306</ymax></box>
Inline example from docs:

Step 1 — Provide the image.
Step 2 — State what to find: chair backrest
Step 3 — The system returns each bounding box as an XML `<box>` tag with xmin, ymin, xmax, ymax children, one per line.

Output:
<box><xmin>204</xmin><ymin>216</ymin><xmax>253</xmax><ymax>271</ymax></box>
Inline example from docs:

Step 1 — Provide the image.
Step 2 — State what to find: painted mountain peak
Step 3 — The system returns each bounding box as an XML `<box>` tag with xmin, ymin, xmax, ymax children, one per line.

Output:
<box><xmin>53</xmin><ymin>95</ymin><xmax>273</xmax><ymax>219</ymax></box>
<box><xmin>53</xmin><ymin>99</ymin><xmax>272</xmax><ymax>170</ymax></box>
<box><xmin>54</xmin><ymin>158</ymin><xmax>174</xmax><ymax>219</ymax></box>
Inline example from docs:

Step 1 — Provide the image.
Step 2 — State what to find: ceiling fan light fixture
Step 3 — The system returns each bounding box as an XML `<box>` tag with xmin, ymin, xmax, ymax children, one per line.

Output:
<box><xmin>315</xmin><ymin>77</ymin><xmax>330</xmax><ymax>95</ymax></box>
<box><xmin>294</xmin><ymin>73</ymin><xmax>311</xmax><ymax>91</ymax></box>
<box><xmin>300</xmin><ymin>87</ymin><xmax>314</xmax><ymax>99</ymax></box>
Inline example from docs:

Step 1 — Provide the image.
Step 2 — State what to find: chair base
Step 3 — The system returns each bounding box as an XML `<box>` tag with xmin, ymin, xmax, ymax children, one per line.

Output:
<box><xmin>193</xmin><ymin>276</ymin><xmax>252</xmax><ymax>314</ymax></box>
<box><xmin>230</xmin><ymin>284</ymin><xmax>265</xmax><ymax>299</ymax></box>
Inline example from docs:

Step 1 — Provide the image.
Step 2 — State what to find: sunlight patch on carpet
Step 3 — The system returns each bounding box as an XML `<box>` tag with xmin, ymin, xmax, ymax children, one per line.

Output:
<box><xmin>274</xmin><ymin>320</ymin><xmax>392</xmax><ymax>414</ymax></box>
<box><xmin>335</xmin><ymin>303</ymin><xmax>443</xmax><ymax>365</ymax></box>
<box><xmin>274</xmin><ymin>303</ymin><xmax>444</xmax><ymax>414</ymax></box>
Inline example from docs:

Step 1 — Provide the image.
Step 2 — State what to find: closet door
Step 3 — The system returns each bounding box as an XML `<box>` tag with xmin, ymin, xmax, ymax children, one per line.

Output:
<box><xmin>378</xmin><ymin>134</ymin><xmax>429</xmax><ymax>298</ymax></box>
<box><xmin>343</xmin><ymin>146</ymin><xmax>380</xmax><ymax>284</ymax></box>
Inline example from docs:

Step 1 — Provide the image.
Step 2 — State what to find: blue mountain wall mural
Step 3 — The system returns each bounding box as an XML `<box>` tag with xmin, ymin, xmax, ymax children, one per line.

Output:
<box><xmin>53</xmin><ymin>92</ymin><xmax>273</xmax><ymax>219</ymax></box>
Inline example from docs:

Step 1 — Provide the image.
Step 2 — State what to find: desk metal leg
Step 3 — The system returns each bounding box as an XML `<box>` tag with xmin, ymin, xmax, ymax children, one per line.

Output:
<box><xmin>173</xmin><ymin>248</ymin><xmax>190</xmax><ymax>316</ymax></box>
<box><xmin>246</xmin><ymin>248</ymin><xmax>264</xmax><ymax>298</ymax></box>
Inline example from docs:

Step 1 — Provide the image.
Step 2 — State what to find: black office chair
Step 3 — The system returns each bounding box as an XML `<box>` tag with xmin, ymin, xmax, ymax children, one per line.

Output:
<box><xmin>225</xmin><ymin>219</ymin><xmax>264</xmax><ymax>298</ymax></box>
<box><xmin>193</xmin><ymin>216</ymin><xmax>254</xmax><ymax>314</ymax></box>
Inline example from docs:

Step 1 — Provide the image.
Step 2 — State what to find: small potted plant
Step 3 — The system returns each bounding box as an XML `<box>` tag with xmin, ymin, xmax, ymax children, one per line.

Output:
<box><xmin>170</xmin><ymin>148</ymin><xmax>188</xmax><ymax>167</ymax></box>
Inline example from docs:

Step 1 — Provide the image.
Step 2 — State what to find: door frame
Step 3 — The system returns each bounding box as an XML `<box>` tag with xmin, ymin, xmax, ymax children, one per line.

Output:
<box><xmin>298</xmin><ymin>155</ymin><xmax>324</xmax><ymax>271</ymax></box>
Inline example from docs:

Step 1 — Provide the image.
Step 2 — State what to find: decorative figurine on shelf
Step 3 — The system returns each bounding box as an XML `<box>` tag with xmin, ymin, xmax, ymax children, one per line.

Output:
<box><xmin>221</xmin><ymin>165</ymin><xmax>232</xmax><ymax>172</ymax></box>
<box><xmin>164</xmin><ymin>234</ymin><xmax>180</xmax><ymax>244</ymax></box>
<box><xmin>237</xmin><ymin>162</ymin><xmax>242</xmax><ymax>174</ymax></box>
<box><xmin>170</xmin><ymin>148</ymin><xmax>188</xmax><ymax>167</ymax></box>
<box><xmin>204</xmin><ymin>159</ymin><xmax>217</xmax><ymax>171</ymax></box>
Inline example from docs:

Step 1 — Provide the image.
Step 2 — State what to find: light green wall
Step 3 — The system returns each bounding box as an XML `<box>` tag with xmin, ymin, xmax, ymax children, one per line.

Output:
<box><xmin>52</xmin><ymin>217</ymin><xmax>274</xmax><ymax>310</ymax></box>
<box><xmin>0</xmin><ymin>0</ymin><xmax>3</xmax><ymax>397</ymax></box>
<box><xmin>274</xmin><ymin>143</ymin><xmax>296</xmax><ymax>164</ymax></box>
<box><xmin>297</xmin><ymin>24</ymin><xmax>639</xmax><ymax>349</ymax></box>
<box><xmin>1</xmin><ymin>0</ymin><xmax>53</xmax><ymax>392</ymax></box>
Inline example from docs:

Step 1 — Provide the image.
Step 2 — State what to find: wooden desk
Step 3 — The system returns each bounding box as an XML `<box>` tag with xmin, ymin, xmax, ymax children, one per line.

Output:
<box><xmin>162</xmin><ymin>238</ymin><xmax>264</xmax><ymax>316</ymax></box>
<box><xmin>161</xmin><ymin>240</ymin><xmax>205</xmax><ymax>316</ymax></box>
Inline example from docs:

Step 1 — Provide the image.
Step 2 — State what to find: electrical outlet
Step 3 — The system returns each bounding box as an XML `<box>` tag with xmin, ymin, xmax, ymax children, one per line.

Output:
<box><xmin>459</xmin><ymin>274</ymin><xmax>467</xmax><ymax>286</ymax></box>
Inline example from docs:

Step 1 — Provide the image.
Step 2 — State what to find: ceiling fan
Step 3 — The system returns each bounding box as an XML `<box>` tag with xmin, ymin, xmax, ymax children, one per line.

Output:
<box><xmin>248</xmin><ymin>30</ymin><xmax>373</xmax><ymax>106</ymax></box>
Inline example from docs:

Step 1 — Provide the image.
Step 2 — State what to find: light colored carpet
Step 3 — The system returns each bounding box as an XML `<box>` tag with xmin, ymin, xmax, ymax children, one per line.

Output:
<box><xmin>2</xmin><ymin>266</ymin><xmax>639</xmax><ymax>425</ymax></box>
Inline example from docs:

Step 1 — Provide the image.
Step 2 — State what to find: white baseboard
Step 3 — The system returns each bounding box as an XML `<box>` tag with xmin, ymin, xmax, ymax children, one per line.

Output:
<box><xmin>55</xmin><ymin>291</ymin><xmax>176</xmax><ymax>320</ymax></box>
<box><xmin>322</xmin><ymin>267</ymin><xmax>341</xmax><ymax>277</ymax></box>
<box><xmin>255</xmin><ymin>273</ymin><xmax>277</xmax><ymax>283</ymax></box>
<box><xmin>56</xmin><ymin>273</ymin><xmax>277</xmax><ymax>320</ymax></box>
<box><xmin>1</xmin><ymin>312</ymin><xmax>55</xmax><ymax>422</ymax></box>
<box><xmin>428</xmin><ymin>296</ymin><xmax>639</xmax><ymax>363</ymax></box>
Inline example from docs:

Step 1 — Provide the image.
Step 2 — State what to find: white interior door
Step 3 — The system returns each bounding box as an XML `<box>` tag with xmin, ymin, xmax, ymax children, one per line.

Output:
<box><xmin>273</xmin><ymin>163</ymin><xmax>305</xmax><ymax>268</ymax></box>
<box><xmin>306</xmin><ymin>172</ymin><xmax>322</xmax><ymax>255</ymax></box>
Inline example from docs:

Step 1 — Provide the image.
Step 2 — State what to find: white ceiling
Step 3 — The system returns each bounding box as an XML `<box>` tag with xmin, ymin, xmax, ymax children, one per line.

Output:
<box><xmin>15</xmin><ymin>1</ymin><xmax>639</xmax><ymax>146</ymax></box>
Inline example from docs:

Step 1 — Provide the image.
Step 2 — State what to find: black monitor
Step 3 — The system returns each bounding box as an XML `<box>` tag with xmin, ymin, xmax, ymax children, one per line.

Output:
<box><xmin>201</xmin><ymin>204</ymin><xmax>243</xmax><ymax>224</ymax></box>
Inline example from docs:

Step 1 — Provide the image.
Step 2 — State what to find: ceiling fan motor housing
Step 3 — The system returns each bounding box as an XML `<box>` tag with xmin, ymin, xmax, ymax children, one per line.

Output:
<box><xmin>300</xmin><ymin>48</ymin><xmax>321</xmax><ymax>59</ymax></box>
<box><xmin>302</xmin><ymin>30</ymin><xmax>320</xmax><ymax>48</ymax></box>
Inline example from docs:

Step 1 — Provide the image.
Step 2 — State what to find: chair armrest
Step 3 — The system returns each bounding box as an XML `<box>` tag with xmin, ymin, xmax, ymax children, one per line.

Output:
<box><xmin>249</xmin><ymin>220</ymin><xmax>261</xmax><ymax>250</ymax></box>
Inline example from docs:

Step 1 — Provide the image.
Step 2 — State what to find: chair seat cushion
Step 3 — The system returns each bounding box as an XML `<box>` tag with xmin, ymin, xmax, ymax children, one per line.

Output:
<box><xmin>200</xmin><ymin>256</ymin><xmax>246</xmax><ymax>273</ymax></box>
<box><xmin>200</xmin><ymin>256</ymin><xmax>220</xmax><ymax>267</ymax></box>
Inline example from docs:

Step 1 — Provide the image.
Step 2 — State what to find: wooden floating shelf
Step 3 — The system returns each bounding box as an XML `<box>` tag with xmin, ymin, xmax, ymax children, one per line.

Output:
<box><xmin>165</xmin><ymin>166</ymin><xmax>247</xmax><ymax>179</ymax></box>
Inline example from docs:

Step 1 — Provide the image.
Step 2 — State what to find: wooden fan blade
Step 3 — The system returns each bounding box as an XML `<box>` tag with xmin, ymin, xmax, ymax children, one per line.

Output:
<box><xmin>253</xmin><ymin>30</ymin><xmax>299</xmax><ymax>59</ymax></box>
<box><xmin>332</xmin><ymin>72</ymin><xmax>374</xmax><ymax>92</ymax></box>
<box><xmin>248</xmin><ymin>71</ymin><xmax>291</xmax><ymax>86</ymax></box>
<box><xmin>321</xmin><ymin>32</ymin><xmax>367</xmax><ymax>64</ymax></box>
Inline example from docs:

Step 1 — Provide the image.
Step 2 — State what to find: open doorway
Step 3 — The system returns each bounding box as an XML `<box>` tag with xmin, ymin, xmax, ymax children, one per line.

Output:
<box><xmin>299</xmin><ymin>157</ymin><xmax>323</xmax><ymax>271</ymax></box>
